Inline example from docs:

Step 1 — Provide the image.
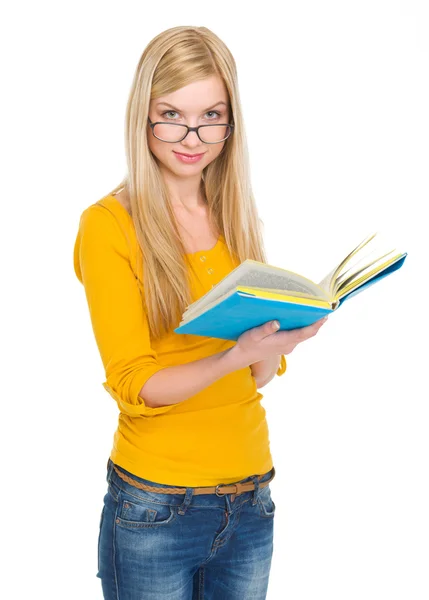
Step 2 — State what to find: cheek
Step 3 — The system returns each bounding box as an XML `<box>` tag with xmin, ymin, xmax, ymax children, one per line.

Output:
<box><xmin>206</xmin><ymin>142</ymin><xmax>226</xmax><ymax>163</ymax></box>
<box><xmin>147</xmin><ymin>134</ymin><xmax>167</xmax><ymax>159</ymax></box>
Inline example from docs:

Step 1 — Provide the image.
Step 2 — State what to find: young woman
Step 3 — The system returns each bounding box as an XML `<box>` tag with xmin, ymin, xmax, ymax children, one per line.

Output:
<box><xmin>73</xmin><ymin>25</ymin><xmax>327</xmax><ymax>600</ymax></box>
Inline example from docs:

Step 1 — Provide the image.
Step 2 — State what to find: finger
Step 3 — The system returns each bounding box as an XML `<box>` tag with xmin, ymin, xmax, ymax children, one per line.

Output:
<box><xmin>309</xmin><ymin>318</ymin><xmax>328</xmax><ymax>336</ymax></box>
<box><xmin>258</xmin><ymin>320</ymin><xmax>280</xmax><ymax>340</ymax></box>
<box><xmin>300</xmin><ymin>320</ymin><xmax>325</xmax><ymax>340</ymax></box>
<box><xmin>311</xmin><ymin>318</ymin><xmax>327</xmax><ymax>330</ymax></box>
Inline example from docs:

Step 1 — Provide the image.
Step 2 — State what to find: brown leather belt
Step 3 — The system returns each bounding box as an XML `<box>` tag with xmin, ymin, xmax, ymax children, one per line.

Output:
<box><xmin>112</xmin><ymin>464</ymin><xmax>276</xmax><ymax>499</ymax></box>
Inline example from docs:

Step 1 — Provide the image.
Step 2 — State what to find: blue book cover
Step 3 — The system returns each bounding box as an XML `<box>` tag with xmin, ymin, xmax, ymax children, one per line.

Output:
<box><xmin>174</xmin><ymin>233</ymin><xmax>408</xmax><ymax>341</ymax></box>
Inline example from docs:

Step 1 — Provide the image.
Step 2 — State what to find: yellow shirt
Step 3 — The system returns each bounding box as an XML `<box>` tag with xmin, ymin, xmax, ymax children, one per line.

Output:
<box><xmin>73</xmin><ymin>194</ymin><xmax>287</xmax><ymax>486</ymax></box>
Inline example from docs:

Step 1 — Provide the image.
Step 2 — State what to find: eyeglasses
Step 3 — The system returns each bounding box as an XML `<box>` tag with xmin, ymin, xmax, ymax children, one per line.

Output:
<box><xmin>147</xmin><ymin>116</ymin><xmax>234</xmax><ymax>144</ymax></box>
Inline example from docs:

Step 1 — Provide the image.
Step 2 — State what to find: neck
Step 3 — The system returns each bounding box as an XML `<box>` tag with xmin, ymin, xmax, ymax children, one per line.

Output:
<box><xmin>160</xmin><ymin>166</ymin><xmax>206</xmax><ymax>210</ymax></box>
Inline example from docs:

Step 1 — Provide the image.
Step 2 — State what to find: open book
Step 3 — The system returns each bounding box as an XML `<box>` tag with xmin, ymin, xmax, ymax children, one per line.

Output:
<box><xmin>174</xmin><ymin>232</ymin><xmax>408</xmax><ymax>341</ymax></box>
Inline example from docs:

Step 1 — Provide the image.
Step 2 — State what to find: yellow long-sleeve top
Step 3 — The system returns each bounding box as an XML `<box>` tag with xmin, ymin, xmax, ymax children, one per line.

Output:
<box><xmin>73</xmin><ymin>194</ymin><xmax>287</xmax><ymax>486</ymax></box>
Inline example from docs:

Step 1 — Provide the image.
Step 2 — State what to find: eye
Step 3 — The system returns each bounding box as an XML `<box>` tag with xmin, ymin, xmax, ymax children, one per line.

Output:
<box><xmin>161</xmin><ymin>110</ymin><xmax>222</xmax><ymax>120</ymax></box>
<box><xmin>205</xmin><ymin>111</ymin><xmax>221</xmax><ymax>119</ymax></box>
<box><xmin>162</xmin><ymin>110</ymin><xmax>179</xmax><ymax>119</ymax></box>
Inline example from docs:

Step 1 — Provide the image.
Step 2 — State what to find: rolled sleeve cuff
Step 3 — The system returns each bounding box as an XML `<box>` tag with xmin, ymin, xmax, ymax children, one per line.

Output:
<box><xmin>103</xmin><ymin>365</ymin><xmax>173</xmax><ymax>417</ymax></box>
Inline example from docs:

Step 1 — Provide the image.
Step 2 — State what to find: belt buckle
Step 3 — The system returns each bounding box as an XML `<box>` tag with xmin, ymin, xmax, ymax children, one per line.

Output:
<box><xmin>215</xmin><ymin>483</ymin><xmax>227</xmax><ymax>497</ymax></box>
<box><xmin>215</xmin><ymin>483</ymin><xmax>237</xmax><ymax>497</ymax></box>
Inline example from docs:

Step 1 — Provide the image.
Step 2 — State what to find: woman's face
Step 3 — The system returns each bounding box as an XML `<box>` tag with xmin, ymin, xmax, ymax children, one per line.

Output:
<box><xmin>147</xmin><ymin>74</ymin><xmax>231</xmax><ymax>178</ymax></box>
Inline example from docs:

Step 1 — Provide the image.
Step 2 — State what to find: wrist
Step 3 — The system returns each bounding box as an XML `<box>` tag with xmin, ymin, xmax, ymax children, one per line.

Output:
<box><xmin>219</xmin><ymin>343</ymin><xmax>250</xmax><ymax>373</ymax></box>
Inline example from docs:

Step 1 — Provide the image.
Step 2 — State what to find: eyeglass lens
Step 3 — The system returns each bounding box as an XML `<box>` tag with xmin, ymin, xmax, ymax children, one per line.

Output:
<box><xmin>153</xmin><ymin>123</ymin><xmax>231</xmax><ymax>143</ymax></box>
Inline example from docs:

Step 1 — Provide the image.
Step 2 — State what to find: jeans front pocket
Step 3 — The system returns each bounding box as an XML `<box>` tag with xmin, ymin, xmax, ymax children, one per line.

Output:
<box><xmin>257</xmin><ymin>485</ymin><xmax>276</xmax><ymax>518</ymax></box>
<box><xmin>115</xmin><ymin>489</ymin><xmax>177</xmax><ymax>529</ymax></box>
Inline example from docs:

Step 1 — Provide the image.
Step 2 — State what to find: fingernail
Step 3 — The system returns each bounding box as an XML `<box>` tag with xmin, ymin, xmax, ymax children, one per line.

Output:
<box><xmin>272</xmin><ymin>320</ymin><xmax>280</xmax><ymax>330</ymax></box>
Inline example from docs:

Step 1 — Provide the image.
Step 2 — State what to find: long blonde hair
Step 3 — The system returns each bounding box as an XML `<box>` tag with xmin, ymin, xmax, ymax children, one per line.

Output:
<box><xmin>108</xmin><ymin>26</ymin><xmax>267</xmax><ymax>341</ymax></box>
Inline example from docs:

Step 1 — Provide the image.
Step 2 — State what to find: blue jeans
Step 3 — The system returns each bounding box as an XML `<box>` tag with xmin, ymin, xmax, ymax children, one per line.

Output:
<box><xmin>97</xmin><ymin>458</ymin><xmax>276</xmax><ymax>599</ymax></box>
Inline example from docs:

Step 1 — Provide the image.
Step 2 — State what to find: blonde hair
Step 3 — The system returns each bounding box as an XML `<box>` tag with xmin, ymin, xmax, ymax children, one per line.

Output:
<box><xmin>108</xmin><ymin>25</ymin><xmax>267</xmax><ymax>341</ymax></box>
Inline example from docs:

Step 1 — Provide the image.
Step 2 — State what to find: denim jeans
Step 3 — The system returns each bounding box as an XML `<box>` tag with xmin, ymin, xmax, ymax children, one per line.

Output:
<box><xmin>97</xmin><ymin>458</ymin><xmax>276</xmax><ymax>599</ymax></box>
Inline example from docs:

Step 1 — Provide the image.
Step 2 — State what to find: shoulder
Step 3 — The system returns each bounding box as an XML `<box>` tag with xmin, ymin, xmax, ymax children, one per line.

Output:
<box><xmin>75</xmin><ymin>199</ymin><xmax>132</xmax><ymax>258</ymax></box>
<box><xmin>77</xmin><ymin>202</ymin><xmax>116</xmax><ymax>239</ymax></box>
<box><xmin>74</xmin><ymin>203</ymin><xmax>132</xmax><ymax>284</ymax></box>
<box><xmin>79</xmin><ymin>196</ymin><xmax>129</xmax><ymax>235</ymax></box>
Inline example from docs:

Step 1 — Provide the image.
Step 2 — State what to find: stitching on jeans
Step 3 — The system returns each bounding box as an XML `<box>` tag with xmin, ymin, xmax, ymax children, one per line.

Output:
<box><xmin>199</xmin><ymin>566</ymin><xmax>205</xmax><ymax>599</ymax></box>
<box><xmin>116</xmin><ymin>506</ymin><xmax>176</xmax><ymax>528</ymax></box>
<box><xmin>112</xmin><ymin>500</ymin><xmax>120</xmax><ymax>600</ymax></box>
<box><xmin>108</xmin><ymin>482</ymin><xmax>119</xmax><ymax>501</ymax></box>
<box><xmin>257</xmin><ymin>495</ymin><xmax>275</xmax><ymax>518</ymax></box>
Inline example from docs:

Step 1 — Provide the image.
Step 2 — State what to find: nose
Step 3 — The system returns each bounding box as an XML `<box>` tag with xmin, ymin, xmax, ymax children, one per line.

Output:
<box><xmin>180</xmin><ymin>128</ymin><xmax>204</xmax><ymax>150</ymax></box>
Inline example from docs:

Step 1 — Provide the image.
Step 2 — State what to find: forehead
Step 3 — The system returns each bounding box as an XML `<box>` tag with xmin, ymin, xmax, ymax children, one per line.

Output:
<box><xmin>153</xmin><ymin>75</ymin><xmax>229</xmax><ymax>112</ymax></box>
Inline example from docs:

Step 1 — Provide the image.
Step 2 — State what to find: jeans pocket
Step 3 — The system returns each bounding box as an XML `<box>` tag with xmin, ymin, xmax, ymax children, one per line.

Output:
<box><xmin>115</xmin><ymin>489</ymin><xmax>177</xmax><ymax>529</ymax></box>
<box><xmin>257</xmin><ymin>485</ymin><xmax>276</xmax><ymax>518</ymax></box>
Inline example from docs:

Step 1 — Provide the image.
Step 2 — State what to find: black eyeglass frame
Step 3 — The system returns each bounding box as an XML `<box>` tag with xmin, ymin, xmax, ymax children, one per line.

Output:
<box><xmin>147</xmin><ymin>116</ymin><xmax>235</xmax><ymax>144</ymax></box>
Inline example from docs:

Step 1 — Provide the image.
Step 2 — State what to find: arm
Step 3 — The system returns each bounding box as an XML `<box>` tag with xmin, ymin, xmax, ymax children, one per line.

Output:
<box><xmin>143</xmin><ymin>350</ymin><xmax>287</xmax><ymax>407</ymax></box>
<box><xmin>74</xmin><ymin>205</ymin><xmax>247</xmax><ymax>417</ymax></box>
<box><xmin>138</xmin><ymin>347</ymin><xmax>245</xmax><ymax>411</ymax></box>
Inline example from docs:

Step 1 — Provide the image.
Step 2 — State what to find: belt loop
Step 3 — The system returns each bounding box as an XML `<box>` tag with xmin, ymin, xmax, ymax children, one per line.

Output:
<box><xmin>178</xmin><ymin>487</ymin><xmax>194</xmax><ymax>515</ymax></box>
<box><xmin>251</xmin><ymin>475</ymin><xmax>260</xmax><ymax>505</ymax></box>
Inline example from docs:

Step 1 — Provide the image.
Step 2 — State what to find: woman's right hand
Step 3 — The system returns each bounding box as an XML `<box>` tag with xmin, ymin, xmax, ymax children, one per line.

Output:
<box><xmin>233</xmin><ymin>317</ymin><xmax>329</xmax><ymax>368</ymax></box>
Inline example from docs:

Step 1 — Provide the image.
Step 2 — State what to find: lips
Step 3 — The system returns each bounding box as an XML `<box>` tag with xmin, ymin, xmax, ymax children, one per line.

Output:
<box><xmin>174</xmin><ymin>151</ymin><xmax>205</xmax><ymax>157</ymax></box>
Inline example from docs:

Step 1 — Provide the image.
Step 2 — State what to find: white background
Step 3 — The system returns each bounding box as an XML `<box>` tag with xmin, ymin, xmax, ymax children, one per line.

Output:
<box><xmin>1</xmin><ymin>1</ymin><xmax>428</xmax><ymax>598</ymax></box>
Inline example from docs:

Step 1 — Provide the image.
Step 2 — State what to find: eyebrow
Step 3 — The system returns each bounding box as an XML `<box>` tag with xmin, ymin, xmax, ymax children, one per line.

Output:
<box><xmin>156</xmin><ymin>101</ymin><xmax>228</xmax><ymax>111</ymax></box>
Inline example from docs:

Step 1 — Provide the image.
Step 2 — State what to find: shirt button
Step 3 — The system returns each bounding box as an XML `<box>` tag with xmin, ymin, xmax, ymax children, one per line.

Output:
<box><xmin>207</xmin><ymin>268</ymin><xmax>214</xmax><ymax>274</ymax></box>
<box><xmin>200</xmin><ymin>255</ymin><xmax>206</xmax><ymax>262</ymax></box>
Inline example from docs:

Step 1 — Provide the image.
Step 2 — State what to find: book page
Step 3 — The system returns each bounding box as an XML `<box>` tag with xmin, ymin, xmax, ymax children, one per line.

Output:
<box><xmin>182</xmin><ymin>259</ymin><xmax>330</xmax><ymax>319</ymax></box>
<box><xmin>336</xmin><ymin>247</ymin><xmax>390</xmax><ymax>288</ymax></box>
<box><xmin>333</xmin><ymin>231</ymin><xmax>400</xmax><ymax>296</ymax></box>
<box><xmin>234</xmin><ymin>267</ymin><xmax>324</xmax><ymax>296</ymax></box>
<box><xmin>336</xmin><ymin>250</ymin><xmax>400</xmax><ymax>295</ymax></box>
<box><xmin>317</xmin><ymin>233</ymin><xmax>378</xmax><ymax>296</ymax></box>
